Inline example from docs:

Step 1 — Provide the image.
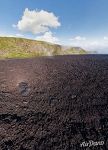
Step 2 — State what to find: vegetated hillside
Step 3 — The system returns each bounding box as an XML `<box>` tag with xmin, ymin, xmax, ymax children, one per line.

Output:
<box><xmin>0</xmin><ymin>37</ymin><xmax>90</xmax><ymax>58</ymax></box>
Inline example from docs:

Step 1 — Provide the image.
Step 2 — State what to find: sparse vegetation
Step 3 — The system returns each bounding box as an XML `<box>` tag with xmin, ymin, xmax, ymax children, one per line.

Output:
<box><xmin>0</xmin><ymin>37</ymin><xmax>89</xmax><ymax>59</ymax></box>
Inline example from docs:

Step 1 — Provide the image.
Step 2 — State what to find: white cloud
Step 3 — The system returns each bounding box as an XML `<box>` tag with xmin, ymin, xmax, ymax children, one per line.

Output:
<box><xmin>70</xmin><ymin>36</ymin><xmax>86</xmax><ymax>41</ymax></box>
<box><xmin>104</xmin><ymin>36</ymin><xmax>108</xmax><ymax>40</ymax></box>
<box><xmin>36</xmin><ymin>31</ymin><xmax>59</xmax><ymax>44</ymax></box>
<box><xmin>15</xmin><ymin>8</ymin><xmax>61</xmax><ymax>34</ymax></box>
<box><xmin>0</xmin><ymin>33</ymin><xmax>24</xmax><ymax>38</ymax></box>
<box><xmin>15</xmin><ymin>33</ymin><xmax>24</xmax><ymax>37</ymax></box>
<box><xmin>12</xmin><ymin>24</ymin><xmax>17</xmax><ymax>28</ymax></box>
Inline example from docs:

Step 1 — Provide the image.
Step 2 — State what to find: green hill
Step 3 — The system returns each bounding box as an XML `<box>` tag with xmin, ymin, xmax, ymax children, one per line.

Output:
<box><xmin>0</xmin><ymin>37</ymin><xmax>89</xmax><ymax>59</ymax></box>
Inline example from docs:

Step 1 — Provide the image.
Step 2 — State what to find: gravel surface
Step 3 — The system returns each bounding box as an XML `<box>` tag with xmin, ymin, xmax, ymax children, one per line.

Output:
<box><xmin>0</xmin><ymin>55</ymin><xmax>108</xmax><ymax>150</ymax></box>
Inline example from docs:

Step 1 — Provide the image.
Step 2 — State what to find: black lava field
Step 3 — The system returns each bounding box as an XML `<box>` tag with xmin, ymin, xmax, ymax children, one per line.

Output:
<box><xmin>0</xmin><ymin>55</ymin><xmax>108</xmax><ymax>150</ymax></box>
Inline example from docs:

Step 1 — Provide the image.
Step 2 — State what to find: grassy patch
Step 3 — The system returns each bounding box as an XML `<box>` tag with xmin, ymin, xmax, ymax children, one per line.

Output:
<box><xmin>0</xmin><ymin>37</ymin><xmax>88</xmax><ymax>59</ymax></box>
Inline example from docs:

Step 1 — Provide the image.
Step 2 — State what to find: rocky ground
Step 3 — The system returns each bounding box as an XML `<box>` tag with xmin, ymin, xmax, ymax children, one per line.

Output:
<box><xmin>0</xmin><ymin>55</ymin><xmax>108</xmax><ymax>150</ymax></box>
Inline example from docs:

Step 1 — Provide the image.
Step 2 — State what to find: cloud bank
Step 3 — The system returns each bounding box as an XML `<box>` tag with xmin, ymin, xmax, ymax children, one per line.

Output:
<box><xmin>70</xmin><ymin>36</ymin><xmax>108</xmax><ymax>53</ymax></box>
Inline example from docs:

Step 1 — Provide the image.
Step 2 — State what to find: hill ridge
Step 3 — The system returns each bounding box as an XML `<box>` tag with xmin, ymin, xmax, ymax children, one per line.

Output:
<box><xmin>0</xmin><ymin>37</ymin><xmax>90</xmax><ymax>59</ymax></box>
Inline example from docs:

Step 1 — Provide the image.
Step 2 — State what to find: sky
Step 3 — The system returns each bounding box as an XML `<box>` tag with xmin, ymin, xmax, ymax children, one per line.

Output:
<box><xmin>0</xmin><ymin>0</ymin><xmax>108</xmax><ymax>53</ymax></box>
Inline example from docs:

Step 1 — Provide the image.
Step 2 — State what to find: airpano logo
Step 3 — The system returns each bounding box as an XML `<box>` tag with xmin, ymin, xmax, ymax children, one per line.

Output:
<box><xmin>80</xmin><ymin>140</ymin><xmax>104</xmax><ymax>148</ymax></box>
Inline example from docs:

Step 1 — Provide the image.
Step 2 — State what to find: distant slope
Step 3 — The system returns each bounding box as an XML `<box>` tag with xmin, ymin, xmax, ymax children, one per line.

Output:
<box><xmin>0</xmin><ymin>37</ymin><xmax>90</xmax><ymax>58</ymax></box>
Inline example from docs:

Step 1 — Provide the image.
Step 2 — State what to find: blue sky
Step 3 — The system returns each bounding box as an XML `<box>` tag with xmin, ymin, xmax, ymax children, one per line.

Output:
<box><xmin>0</xmin><ymin>0</ymin><xmax>108</xmax><ymax>53</ymax></box>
